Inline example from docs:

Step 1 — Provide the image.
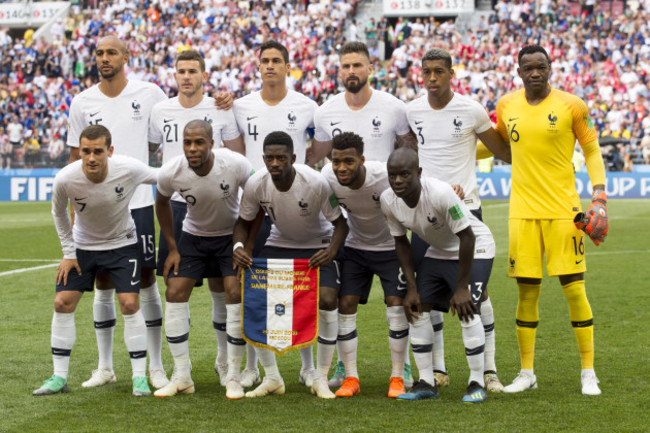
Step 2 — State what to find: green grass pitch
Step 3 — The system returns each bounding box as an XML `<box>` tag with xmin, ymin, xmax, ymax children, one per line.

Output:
<box><xmin>1</xmin><ymin>200</ymin><xmax>648</xmax><ymax>432</ymax></box>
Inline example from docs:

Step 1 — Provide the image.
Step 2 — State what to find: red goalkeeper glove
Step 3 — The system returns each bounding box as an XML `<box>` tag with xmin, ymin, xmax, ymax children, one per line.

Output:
<box><xmin>574</xmin><ymin>190</ymin><xmax>608</xmax><ymax>246</ymax></box>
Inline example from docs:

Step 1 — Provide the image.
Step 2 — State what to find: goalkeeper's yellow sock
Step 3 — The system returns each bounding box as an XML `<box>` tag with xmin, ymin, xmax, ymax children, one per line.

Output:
<box><xmin>515</xmin><ymin>283</ymin><xmax>541</xmax><ymax>371</ymax></box>
<box><xmin>562</xmin><ymin>280</ymin><xmax>594</xmax><ymax>369</ymax></box>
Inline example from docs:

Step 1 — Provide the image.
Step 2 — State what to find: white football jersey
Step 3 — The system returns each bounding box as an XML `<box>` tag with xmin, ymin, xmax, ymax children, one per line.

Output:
<box><xmin>380</xmin><ymin>177</ymin><xmax>495</xmax><ymax>260</ymax></box>
<box><xmin>232</xmin><ymin>90</ymin><xmax>317</xmax><ymax>170</ymax></box>
<box><xmin>407</xmin><ymin>93</ymin><xmax>491</xmax><ymax>210</ymax></box>
<box><xmin>321</xmin><ymin>161</ymin><xmax>393</xmax><ymax>251</ymax></box>
<box><xmin>67</xmin><ymin>80</ymin><xmax>167</xmax><ymax>209</ymax></box>
<box><xmin>240</xmin><ymin>164</ymin><xmax>342</xmax><ymax>249</ymax></box>
<box><xmin>52</xmin><ymin>155</ymin><xmax>158</xmax><ymax>259</ymax></box>
<box><xmin>150</xmin><ymin>95</ymin><xmax>240</xmax><ymax>202</ymax></box>
<box><xmin>314</xmin><ymin>89</ymin><xmax>410</xmax><ymax>162</ymax></box>
<box><xmin>157</xmin><ymin>148</ymin><xmax>251</xmax><ymax>237</ymax></box>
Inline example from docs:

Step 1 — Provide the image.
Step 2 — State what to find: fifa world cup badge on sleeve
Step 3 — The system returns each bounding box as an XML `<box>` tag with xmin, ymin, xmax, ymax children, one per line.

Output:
<box><xmin>242</xmin><ymin>258</ymin><xmax>319</xmax><ymax>355</ymax></box>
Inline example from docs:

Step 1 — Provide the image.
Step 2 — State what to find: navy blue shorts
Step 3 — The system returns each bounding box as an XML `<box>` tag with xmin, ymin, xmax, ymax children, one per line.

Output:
<box><xmin>167</xmin><ymin>232</ymin><xmax>236</xmax><ymax>282</ymax></box>
<box><xmin>156</xmin><ymin>200</ymin><xmax>187</xmax><ymax>277</ymax></box>
<box><xmin>415</xmin><ymin>257</ymin><xmax>493</xmax><ymax>312</ymax></box>
<box><xmin>339</xmin><ymin>247</ymin><xmax>405</xmax><ymax>303</ymax></box>
<box><xmin>411</xmin><ymin>207</ymin><xmax>483</xmax><ymax>270</ymax></box>
<box><xmin>131</xmin><ymin>205</ymin><xmax>156</xmax><ymax>269</ymax></box>
<box><xmin>260</xmin><ymin>246</ymin><xmax>341</xmax><ymax>290</ymax></box>
<box><xmin>56</xmin><ymin>244</ymin><xmax>141</xmax><ymax>293</ymax></box>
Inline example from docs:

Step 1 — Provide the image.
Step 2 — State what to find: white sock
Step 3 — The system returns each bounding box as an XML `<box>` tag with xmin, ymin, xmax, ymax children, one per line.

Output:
<box><xmin>246</xmin><ymin>344</ymin><xmax>258</xmax><ymax>371</ymax></box>
<box><xmin>461</xmin><ymin>316</ymin><xmax>486</xmax><ymax>387</ymax></box>
<box><xmin>51</xmin><ymin>312</ymin><xmax>75</xmax><ymax>379</ymax></box>
<box><xmin>338</xmin><ymin>313</ymin><xmax>358</xmax><ymax>379</ymax></box>
<box><xmin>164</xmin><ymin>302</ymin><xmax>191</xmax><ymax>374</ymax></box>
<box><xmin>430</xmin><ymin>310</ymin><xmax>446</xmax><ymax>373</ymax></box>
<box><xmin>300</xmin><ymin>346</ymin><xmax>314</xmax><ymax>371</ymax></box>
<box><xmin>140</xmin><ymin>283</ymin><xmax>164</xmax><ymax>371</ymax></box>
<box><xmin>317</xmin><ymin>309</ymin><xmax>338</xmax><ymax>377</ymax></box>
<box><xmin>226</xmin><ymin>303</ymin><xmax>245</xmax><ymax>380</ymax></box>
<box><xmin>387</xmin><ymin>306</ymin><xmax>408</xmax><ymax>378</ymax></box>
<box><xmin>480</xmin><ymin>297</ymin><xmax>497</xmax><ymax>373</ymax></box>
<box><xmin>93</xmin><ymin>289</ymin><xmax>115</xmax><ymax>371</ymax></box>
<box><xmin>410</xmin><ymin>312</ymin><xmax>435</xmax><ymax>386</ymax></box>
<box><xmin>123</xmin><ymin>311</ymin><xmax>148</xmax><ymax>378</ymax></box>
<box><xmin>211</xmin><ymin>291</ymin><xmax>228</xmax><ymax>366</ymax></box>
<box><xmin>254</xmin><ymin>347</ymin><xmax>281</xmax><ymax>380</ymax></box>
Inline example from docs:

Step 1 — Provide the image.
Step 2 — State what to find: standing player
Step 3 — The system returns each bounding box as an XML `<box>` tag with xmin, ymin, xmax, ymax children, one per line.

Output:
<box><xmin>381</xmin><ymin>147</ymin><xmax>493</xmax><ymax>403</ymax></box>
<box><xmin>313</xmin><ymin>41</ymin><xmax>415</xmax><ymax>386</ymax></box>
<box><xmin>406</xmin><ymin>48</ymin><xmax>511</xmax><ymax>392</ymax></box>
<box><xmin>149</xmin><ymin>50</ymin><xmax>244</xmax><ymax>384</ymax></box>
<box><xmin>231</xmin><ymin>40</ymin><xmax>329</xmax><ymax>387</ymax></box>
<box><xmin>33</xmin><ymin>125</ymin><xmax>156</xmax><ymax>397</ymax></box>
<box><xmin>321</xmin><ymin>132</ymin><xmax>410</xmax><ymax>398</ymax></box>
<box><xmin>66</xmin><ymin>36</ymin><xmax>168</xmax><ymax>389</ymax></box>
<box><xmin>153</xmin><ymin>120</ymin><xmax>252</xmax><ymax>399</ymax></box>
<box><xmin>496</xmin><ymin>45</ymin><xmax>607</xmax><ymax>395</ymax></box>
<box><xmin>232</xmin><ymin>131</ymin><xmax>348</xmax><ymax>399</ymax></box>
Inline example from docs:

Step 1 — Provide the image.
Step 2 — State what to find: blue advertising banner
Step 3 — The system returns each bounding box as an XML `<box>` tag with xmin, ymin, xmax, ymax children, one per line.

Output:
<box><xmin>1</xmin><ymin>168</ymin><xmax>650</xmax><ymax>201</ymax></box>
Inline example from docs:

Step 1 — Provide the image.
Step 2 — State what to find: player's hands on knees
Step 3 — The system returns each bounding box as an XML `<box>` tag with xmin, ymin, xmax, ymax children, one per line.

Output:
<box><xmin>163</xmin><ymin>250</ymin><xmax>181</xmax><ymax>284</ymax></box>
<box><xmin>403</xmin><ymin>290</ymin><xmax>422</xmax><ymax>324</ymax></box>
<box><xmin>450</xmin><ymin>286</ymin><xmax>477</xmax><ymax>322</ymax></box>
<box><xmin>214</xmin><ymin>91</ymin><xmax>234</xmax><ymax>111</ymax></box>
<box><xmin>57</xmin><ymin>258</ymin><xmax>81</xmax><ymax>286</ymax></box>
<box><xmin>451</xmin><ymin>184</ymin><xmax>465</xmax><ymax>200</ymax></box>
<box><xmin>308</xmin><ymin>248</ymin><xmax>335</xmax><ymax>268</ymax></box>
<box><xmin>233</xmin><ymin>245</ymin><xmax>253</xmax><ymax>269</ymax></box>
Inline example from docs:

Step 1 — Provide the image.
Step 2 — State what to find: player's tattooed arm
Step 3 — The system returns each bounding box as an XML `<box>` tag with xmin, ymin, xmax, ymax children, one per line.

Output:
<box><xmin>395</xmin><ymin>130</ymin><xmax>418</xmax><ymax>151</ymax></box>
<box><xmin>149</xmin><ymin>141</ymin><xmax>161</xmax><ymax>160</ymax></box>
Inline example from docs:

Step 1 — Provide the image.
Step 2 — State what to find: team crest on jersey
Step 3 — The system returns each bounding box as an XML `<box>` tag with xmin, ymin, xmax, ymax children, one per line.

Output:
<box><xmin>547</xmin><ymin>111</ymin><xmax>558</xmax><ymax>133</ymax></box>
<box><xmin>427</xmin><ymin>214</ymin><xmax>441</xmax><ymax>228</ymax></box>
<box><xmin>371</xmin><ymin>116</ymin><xmax>382</xmax><ymax>137</ymax></box>
<box><xmin>115</xmin><ymin>185</ymin><xmax>125</xmax><ymax>201</ymax></box>
<box><xmin>287</xmin><ymin>111</ymin><xmax>298</xmax><ymax>132</ymax></box>
<box><xmin>452</xmin><ymin>116</ymin><xmax>463</xmax><ymax>138</ymax></box>
<box><xmin>220</xmin><ymin>181</ymin><xmax>231</xmax><ymax>198</ymax></box>
<box><xmin>372</xmin><ymin>192</ymin><xmax>381</xmax><ymax>208</ymax></box>
<box><xmin>298</xmin><ymin>198</ymin><xmax>311</xmax><ymax>216</ymax></box>
<box><xmin>131</xmin><ymin>100</ymin><xmax>142</xmax><ymax>120</ymax></box>
<box><xmin>203</xmin><ymin>115</ymin><xmax>213</xmax><ymax>124</ymax></box>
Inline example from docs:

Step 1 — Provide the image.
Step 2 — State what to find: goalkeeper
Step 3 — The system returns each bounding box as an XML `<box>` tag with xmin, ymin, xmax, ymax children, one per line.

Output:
<box><xmin>494</xmin><ymin>45</ymin><xmax>607</xmax><ymax>396</ymax></box>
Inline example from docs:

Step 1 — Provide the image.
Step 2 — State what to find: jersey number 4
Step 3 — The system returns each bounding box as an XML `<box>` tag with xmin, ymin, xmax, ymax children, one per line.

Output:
<box><xmin>248</xmin><ymin>123</ymin><xmax>258</xmax><ymax>141</ymax></box>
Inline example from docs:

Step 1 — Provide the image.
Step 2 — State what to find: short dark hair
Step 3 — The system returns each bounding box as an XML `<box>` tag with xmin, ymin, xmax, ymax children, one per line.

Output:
<box><xmin>340</xmin><ymin>42</ymin><xmax>370</xmax><ymax>61</ymax></box>
<box><xmin>332</xmin><ymin>132</ymin><xmax>364</xmax><ymax>156</ymax></box>
<box><xmin>184</xmin><ymin>119</ymin><xmax>213</xmax><ymax>140</ymax></box>
<box><xmin>176</xmin><ymin>49</ymin><xmax>205</xmax><ymax>72</ymax></box>
<box><xmin>259</xmin><ymin>40</ymin><xmax>289</xmax><ymax>64</ymax></box>
<box><xmin>263</xmin><ymin>131</ymin><xmax>294</xmax><ymax>154</ymax></box>
<box><xmin>79</xmin><ymin>124</ymin><xmax>111</xmax><ymax>148</ymax></box>
<box><xmin>422</xmin><ymin>48</ymin><xmax>452</xmax><ymax>70</ymax></box>
<box><xmin>518</xmin><ymin>45</ymin><xmax>551</xmax><ymax>65</ymax></box>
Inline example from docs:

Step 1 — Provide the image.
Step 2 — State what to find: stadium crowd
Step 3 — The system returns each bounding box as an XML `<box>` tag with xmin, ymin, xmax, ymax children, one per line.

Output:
<box><xmin>1</xmin><ymin>0</ymin><xmax>650</xmax><ymax>169</ymax></box>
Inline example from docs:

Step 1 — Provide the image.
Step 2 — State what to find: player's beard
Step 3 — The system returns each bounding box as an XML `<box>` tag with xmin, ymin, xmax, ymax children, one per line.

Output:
<box><xmin>99</xmin><ymin>66</ymin><xmax>119</xmax><ymax>80</ymax></box>
<box><xmin>343</xmin><ymin>77</ymin><xmax>367</xmax><ymax>94</ymax></box>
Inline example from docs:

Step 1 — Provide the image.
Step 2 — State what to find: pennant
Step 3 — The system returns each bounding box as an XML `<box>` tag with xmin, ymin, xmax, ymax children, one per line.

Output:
<box><xmin>242</xmin><ymin>258</ymin><xmax>319</xmax><ymax>355</ymax></box>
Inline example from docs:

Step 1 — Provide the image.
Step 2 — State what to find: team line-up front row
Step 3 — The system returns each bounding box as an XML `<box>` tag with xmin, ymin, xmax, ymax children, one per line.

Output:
<box><xmin>32</xmin><ymin>40</ymin><xmax>609</xmax><ymax>403</ymax></box>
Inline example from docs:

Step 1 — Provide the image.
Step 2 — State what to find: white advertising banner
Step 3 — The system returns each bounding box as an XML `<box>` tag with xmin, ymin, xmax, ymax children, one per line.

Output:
<box><xmin>383</xmin><ymin>0</ymin><xmax>474</xmax><ymax>17</ymax></box>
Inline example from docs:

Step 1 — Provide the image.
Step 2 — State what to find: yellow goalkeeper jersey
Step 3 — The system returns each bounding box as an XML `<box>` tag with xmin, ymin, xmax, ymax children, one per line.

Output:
<box><xmin>496</xmin><ymin>87</ymin><xmax>597</xmax><ymax>219</ymax></box>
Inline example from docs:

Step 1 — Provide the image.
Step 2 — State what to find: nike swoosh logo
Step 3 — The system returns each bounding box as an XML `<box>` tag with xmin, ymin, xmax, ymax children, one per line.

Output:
<box><xmin>393</xmin><ymin>329</ymin><xmax>409</xmax><ymax>339</ymax></box>
<box><xmin>247</xmin><ymin>116</ymin><xmax>258</xmax><ymax>121</ymax></box>
<box><xmin>89</xmin><ymin>112</ymin><xmax>100</xmax><ymax>117</ymax></box>
<box><xmin>575</xmin><ymin>259</ymin><xmax>584</xmax><ymax>264</ymax></box>
<box><xmin>414</xmin><ymin>120</ymin><xmax>423</xmax><ymax>125</ymax></box>
<box><xmin>330</xmin><ymin>121</ymin><xmax>341</xmax><ymax>126</ymax></box>
<box><xmin>144</xmin><ymin>256</ymin><xmax>153</xmax><ymax>261</ymax></box>
<box><xmin>180</xmin><ymin>188</ymin><xmax>191</xmax><ymax>193</ymax></box>
<box><xmin>74</xmin><ymin>197</ymin><xmax>87</xmax><ymax>201</ymax></box>
<box><xmin>164</xmin><ymin>119</ymin><xmax>173</xmax><ymax>123</ymax></box>
<box><xmin>131</xmin><ymin>280</ymin><xmax>140</xmax><ymax>286</ymax></box>
<box><xmin>508</xmin><ymin>117</ymin><xmax>518</xmax><ymax>122</ymax></box>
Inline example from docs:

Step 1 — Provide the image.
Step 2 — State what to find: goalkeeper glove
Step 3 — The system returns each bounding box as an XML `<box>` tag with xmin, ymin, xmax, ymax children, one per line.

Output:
<box><xmin>574</xmin><ymin>190</ymin><xmax>608</xmax><ymax>246</ymax></box>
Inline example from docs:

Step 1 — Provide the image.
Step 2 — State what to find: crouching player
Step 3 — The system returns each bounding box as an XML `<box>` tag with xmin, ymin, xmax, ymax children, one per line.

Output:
<box><xmin>153</xmin><ymin>120</ymin><xmax>252</xmax><ymax>399</ymax></box>
<box><xmin>381</xmin><ymin>148</ymin><xmax>494</xmax><ymax>403</ymax></box>
<box><xmin>34</xmin><ymin>125</ymin><xmax>157</xmax><ymax>397</ymax></box>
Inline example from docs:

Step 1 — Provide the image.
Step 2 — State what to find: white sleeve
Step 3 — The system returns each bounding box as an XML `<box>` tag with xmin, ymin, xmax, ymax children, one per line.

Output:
<box><xmin>156</xmin><ymin>164</ymin><xmax>173</xmax><ymax>197</ymax></box>
<box><xmin>318</xmin><ymin>176</ymin><xmax>342</xmax><ymax>222</ymax></box>
<box><xmin>148</xmin><ymin>105</ymin><xmax>163</xmax><ymax>144</ymax></box>
<box><xmin>220</xmin><ymin>109</ymin><xmax>242</xmax><ymax>141</ymax></box>
<box><xmin>394</xmin><ymin>100</ymin><xmax>411</xmax><ymax>136</ymax></box>
<box><xmin>472</xmin><ymin>102</ymin><xmax>492</xmax><ymax>135</ymax></box>
<box><xmin>313</xmin><ymin>107</ymin><xmax>331</xmax><ymax>142</ymax></box>
<box><xmin>239</xmin><ymin>180</ymin><xmax>260</xmax><ymax>221</ymax></box>
<box><xmin>440</xmin><ymin>184</ymin><xmax>472</xmax><ymax>234</ymax></box>
<box><xmin>132</xmin><ymin>159</ymin><xmax>158</xmax><ymax>186</ymax></box>
<box><xmin>380</xmin><ymin>194</ymin><xmax>407</xmax><ymax>237</ymax></box>
<box><xmin>51</xmin><ymin>175</ymin><xmax>76</xmax><ymax>259</ymax></box>
<box><xmin>66</xmin><ymin>99</ymin><xmax>85</xmax><ymax>149</ymax></box>
<box><xmin>236</xmin><ymin>153</ymin><xmax>253</xmax><ymax>188</ymax></box>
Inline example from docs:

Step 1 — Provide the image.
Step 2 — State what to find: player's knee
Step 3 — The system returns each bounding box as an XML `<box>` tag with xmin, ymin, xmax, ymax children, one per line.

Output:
<box><xmin>319</xmin><ymin>288</ymin><xmax>338</xmax><ymax>311</ymax></box>
<box><xmin>164</xmin><ymin>281</ymin><xmax>192</xmax><ymax>302</ymax></box>
<box><xmin>140</xmin><ymin>267</ymin><xmax>156</xmax><ymax>286</ymax></box>
<box><xmin>223</xmin><ymin>278</ymin><xmax>240</xmax><ymax>304</ymax></box>
<box><xmin>338</xmin><ymin>296</ymin><xmax>359</xmax><ymax>314</ymax></box>
<box><xmin>53</xmin><ymin>295</ymin><xmax>76</xmax><ymax>313</ymax></box>
<box><xmin>118</xmin><ymin>297</ymin><xmax>140</xmax><ymax>315</ymax></box>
